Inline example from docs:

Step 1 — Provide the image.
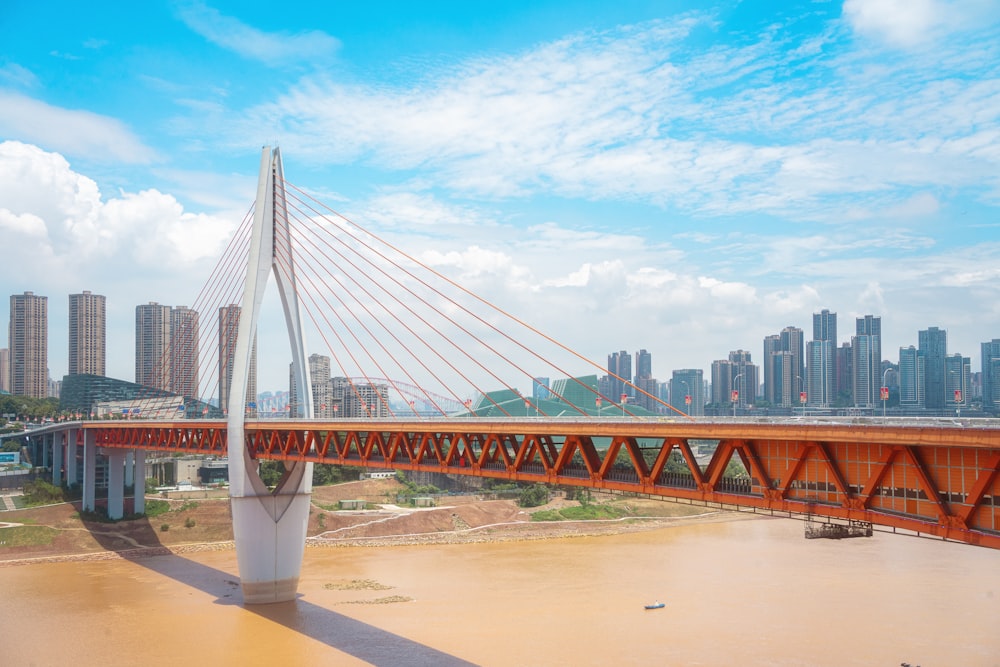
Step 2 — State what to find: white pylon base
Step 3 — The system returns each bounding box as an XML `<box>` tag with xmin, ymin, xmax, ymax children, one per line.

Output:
<box><xmin>231</xmin><ymin>490</ymin><xmax>311</xmax><ymax>604</ymax></box>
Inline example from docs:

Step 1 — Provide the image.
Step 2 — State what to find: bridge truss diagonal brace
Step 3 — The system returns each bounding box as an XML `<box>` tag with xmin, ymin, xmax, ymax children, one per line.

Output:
<box><xmin>227</xmin><ymin>146</ymin><xmax>314</xmax><ymax>605</ymax></box>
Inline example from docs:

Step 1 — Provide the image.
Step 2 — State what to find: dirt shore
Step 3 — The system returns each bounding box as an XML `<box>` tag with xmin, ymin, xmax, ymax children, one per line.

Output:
<box><xmin>0</xmin><ymin>479</ymin><xmax>746</xmax><ymax>566</ymax></box>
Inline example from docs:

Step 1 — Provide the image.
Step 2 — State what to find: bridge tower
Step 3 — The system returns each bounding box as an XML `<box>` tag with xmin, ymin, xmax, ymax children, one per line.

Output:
<box><xmin>227</xmin><ymin>146</ymin><xmax>314</xmax><ymax>604</ymax></box>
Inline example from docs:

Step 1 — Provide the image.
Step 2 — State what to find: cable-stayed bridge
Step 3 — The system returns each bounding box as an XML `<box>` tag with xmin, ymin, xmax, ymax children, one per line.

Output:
<box><xmin>23</xmin><ymin>148</ymin><xmax>1000</xmax><ymax>606</ymax></box>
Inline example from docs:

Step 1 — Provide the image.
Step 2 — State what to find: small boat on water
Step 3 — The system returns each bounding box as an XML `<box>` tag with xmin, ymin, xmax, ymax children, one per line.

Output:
<box><xmin>644</xmin><ymin>602</ymin><xmax>665</xmax><ymax>610</ymax></box>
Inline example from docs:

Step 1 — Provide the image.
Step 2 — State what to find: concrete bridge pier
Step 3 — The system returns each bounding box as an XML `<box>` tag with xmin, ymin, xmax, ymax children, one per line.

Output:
<box><xmin>133</xmin><ymin>450</ymin><xmax>146</xmax><ymax>515</ymax></box>
<box><xmin>230</xmin><ymin>453</ymin><xmax>313</xmax><ymax>604</ymax></box>
<box><xmin>107</xmin><ymin>449</ymin><xmax>126</xmax><ymax>519</ymax></box>
<box><xmin>81</xmin><ymin>429</ymin><xmax>97</xmax><ymax>513</ymax></box>
<box><xmin>51</xmin><ymin>431</ymin><xmax>64</xmax><ymax>487</ymax></box>
<box><xmin>65</xmin><ymin>429</ymin><xmax>79</xmax><ymax>490</ymax></box>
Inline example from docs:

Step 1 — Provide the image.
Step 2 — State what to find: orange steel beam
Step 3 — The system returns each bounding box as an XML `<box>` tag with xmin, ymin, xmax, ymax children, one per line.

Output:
<box><xmin>60</xmin><ymin>419</ymin><xmax>1000</xmax><ymax>549</ymax></box>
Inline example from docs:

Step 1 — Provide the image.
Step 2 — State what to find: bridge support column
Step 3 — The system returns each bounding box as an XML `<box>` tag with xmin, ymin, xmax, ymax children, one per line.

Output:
<box><xmin>124</xmin><ymin>451</ymin><xmax>134</xmax><ymax>488</ymax></box>
<box><xmin>81</xmin><ymin>430</ymin><xmax>97</xmax><ymax>513</ymax></box>
<box><xmin>65</xmin><ymin>430</ymin><xmax>79</xmax><ymax>490</ymax></box>
<box><xmin>51</xmin><ymin>432</ymin><xmax>64</xmax><ymax>487</ymax></box>
<box><xmin>133</xmin><ymin>450</ymin><xmax>146</xmax><ymax>515</ymax></box>
<box><xmin>107</xmin><ymin>450</ymin><xmax>126</xmax><ymax>520</ymax></box>
<box><xmin>231</xmin><ymin>456</ymin><xmax>312</xmax><ymax>604</ymax></box>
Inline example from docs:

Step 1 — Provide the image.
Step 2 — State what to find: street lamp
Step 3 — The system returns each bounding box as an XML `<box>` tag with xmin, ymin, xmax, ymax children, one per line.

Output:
<box><xmin>796</xmin><ymin>375</ymin><xmax>805</xmax><ymax>417</ymax></box>
<box><xmin>949</xmin><ymin>369</ymin><xmax>963</xmax><ymax>418</ymax></box>
<box><xmin>881</xmin><ymin>367</ymin><xmax>892</xmax><ymax>422</ymax></box>
<box><xmin>732</xmin><ymin>373</ymin><xmax>743</xmax><ymax>418</ymax></box>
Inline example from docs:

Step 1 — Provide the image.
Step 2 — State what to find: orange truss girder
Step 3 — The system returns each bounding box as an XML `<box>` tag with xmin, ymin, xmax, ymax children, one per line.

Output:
<box><xmin>73</xmin><ymin>419</ymin><xmax>1000</xmax><ymax>549</ymax></box>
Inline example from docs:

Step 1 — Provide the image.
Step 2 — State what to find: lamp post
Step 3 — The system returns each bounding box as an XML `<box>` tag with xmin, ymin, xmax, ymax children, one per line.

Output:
<box><xmin>732</xmin><ymin>373</ymin><xmax>743</xmax><ymax>418</ymax></box>
<box><xmin>949</xmin><ymin>369</ymin><xmax>962</xmax><ymax>418</ymax></box>
<box><xmin>796</xmin><ymin>375</ymin><xmax>804</xmax><ymax>417</ymax></box>
<box><xmin>881</xmin><ymin>367</ymin><xmax>891</xmax><ymax>422</ymax></box>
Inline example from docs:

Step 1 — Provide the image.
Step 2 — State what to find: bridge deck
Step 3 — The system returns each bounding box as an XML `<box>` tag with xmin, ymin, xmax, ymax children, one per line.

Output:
<box><xmin>32</xmin><ymin>418</ymin><xmax>1000</xmax><ymax>549</ymax></box>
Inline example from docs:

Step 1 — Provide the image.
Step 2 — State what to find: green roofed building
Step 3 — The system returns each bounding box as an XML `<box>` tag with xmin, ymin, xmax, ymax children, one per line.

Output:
<box><xmin>464</xmin><ymin>375</ymin><xmax>662</xmax><ymax>418</ymax></box>
<box><xmin>60</xmin><ymin>374</ymin><xmax>222</xmax><ymax>419</ymax></box>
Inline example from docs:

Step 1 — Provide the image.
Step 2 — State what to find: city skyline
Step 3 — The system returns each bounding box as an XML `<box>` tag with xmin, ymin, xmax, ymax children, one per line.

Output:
<box><xmin>3</xmin><ymin>286</ymin><xmax>994</xmax><ymax>411</ymax></box>
<box><xmin>1</xmin><ymin>1</ymin><xmax>999</xmax><ymax>391</ymax></box>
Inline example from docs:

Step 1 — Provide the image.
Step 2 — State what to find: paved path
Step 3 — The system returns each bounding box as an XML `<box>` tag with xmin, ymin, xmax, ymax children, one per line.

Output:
<box><xmin>1</xmin><ymin>495</ymin><xmax>17</xmax><ymax>511</ymax></box>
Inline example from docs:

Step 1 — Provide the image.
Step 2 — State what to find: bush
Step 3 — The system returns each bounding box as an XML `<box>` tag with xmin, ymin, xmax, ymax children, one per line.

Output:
<box><xmin>160</xmin><ymin>524</ymin><xmax>170</xmax><ymax>532</ymax></box>
<box><xmin>21</xmin><ymin>480</ymin><xmax>65</xmax><ymax>506</ymax></box>
<box><xmin>517</xmin><ymin>484</ymin><xmax>550</xmax><ymax>508</ymax></box>
<box><xmin>184</xmin><ymin>517</ymin><xmax>196</xmax><ymax>528</ymax></box>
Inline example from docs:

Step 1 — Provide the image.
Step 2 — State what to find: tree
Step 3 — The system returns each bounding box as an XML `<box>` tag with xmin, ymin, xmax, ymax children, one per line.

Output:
<box><xmin>517</xmin><ymin>484</ymin><xmax>549</xmax><ymax>508</ymax></box>
<box><xmin>258</xmin><ymin>461</ymin><xmax>286</xmax><ymax>487</ymax></box>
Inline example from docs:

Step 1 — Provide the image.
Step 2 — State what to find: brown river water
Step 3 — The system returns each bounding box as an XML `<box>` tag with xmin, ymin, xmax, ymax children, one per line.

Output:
<box><xmin>1</xmin><ymin>516</ymin><xmax>998</xmax><ymax>667</ymax></box>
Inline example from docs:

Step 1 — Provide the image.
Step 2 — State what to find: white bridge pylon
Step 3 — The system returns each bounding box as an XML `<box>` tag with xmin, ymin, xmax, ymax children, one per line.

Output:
<box><xmin>227</xmin><ymin>146</ymin><xmax>314</xmax><ymax>604</ymax></box>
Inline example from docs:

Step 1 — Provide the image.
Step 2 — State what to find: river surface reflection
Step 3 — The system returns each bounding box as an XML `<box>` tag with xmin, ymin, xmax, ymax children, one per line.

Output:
<box><xmin>2</xmin><ymin>516</ymin><xmax>998</xmax><ymax>666</ymax></box>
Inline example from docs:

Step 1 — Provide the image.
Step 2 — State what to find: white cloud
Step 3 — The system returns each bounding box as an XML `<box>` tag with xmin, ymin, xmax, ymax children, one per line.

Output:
<box><xmin>0</xmin><ymin>92</ymin><xmax>155</xmax><ymax>164</ymax></box>
<box><xmin>214</xmin><ymin>10</ymin><xmax>1000</xmax><ymax>223</ymax></box>
<box><xmin>176</xmin><ymin>1</ymin><xmax>340</xmax><ymax>65</ymax></box>
<box><xmin>841</xmin><ymin>0</ymin><xmax>997</xmax><ymax>48</ymax></box>
<box><xmin>0</xmin><ymin>142</ymin><xmax>239</xmax><ymax>379</ymax></box>
<box><xmin>842</xmin><ymin>0</ymin><xmax>942</xmax><ymax>47</ymax></box>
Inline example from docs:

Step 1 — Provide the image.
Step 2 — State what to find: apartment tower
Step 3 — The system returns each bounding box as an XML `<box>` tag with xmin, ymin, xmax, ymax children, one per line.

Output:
<box><xmin>68</xmin><ymin>291</ymin><xmax>106</xmax><ymax>377</ymax></box>
<box><xmin>135</xmin><ymin>302</ymin><xmax>172</xmax><ymax>391</ymax></box>
<box><xmin>9</xmin><ymin>291</ymin><xmax>48</xmax><ymax>398</ymax></box>
<box><xmin>218</xmin><ymin>305</ymin><xmax>257</xmax><ymax>414</ymax></box>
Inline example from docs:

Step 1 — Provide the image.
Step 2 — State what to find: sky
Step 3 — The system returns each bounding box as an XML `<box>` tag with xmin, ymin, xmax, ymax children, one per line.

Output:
<box><xmin>1</xmin><ymin>0</ymin><xmax>999</xmax><ymax>395</ymax></box>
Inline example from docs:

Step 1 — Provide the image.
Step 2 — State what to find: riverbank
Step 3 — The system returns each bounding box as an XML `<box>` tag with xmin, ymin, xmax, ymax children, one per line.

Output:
<box><xmin>0</xmin><ymin>479</ymin><xmax>744</xmax><ymax>566</ymax></box>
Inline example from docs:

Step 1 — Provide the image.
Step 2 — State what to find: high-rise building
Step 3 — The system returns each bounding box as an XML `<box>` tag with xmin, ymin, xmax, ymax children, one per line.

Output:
<box><xmin>898</xmin><ymin>346</ymin><xmax>925</xmax><ymax>408</ymax></box>
<box><xmin>981</xmin><ymin>339</ymin><xmax>1000</xmax><ymax>413</ymax></box>
<box><xmin>9</xmin><ymin>291</ymin><xmax>48</xmax><ymax>398</ymax></box>
<box><xmin>837</xmin><ymin>341</ymin><xmax>853</xmax><ymax>405</ymax></box>
<box><xmin>309</xmin><ymin>353</ymin><xmax>333</xmax><ymax>418</ymax></box>
<box><xmin>945</xmin><ymin>354</ymin><xmax>970</xmax><ymax>410</ymax></box>
<box><xmin>712</xmin><ymin>351</ymin><xmax>757</xmax><ymax>408</ymax></box>
<box><xmin>135</xmin><ymin>302</ymin><xmax>171</xmax><ymax>391</ymax></box>
<box><xmin>634</xmin><ymin>349</ymin><xmax>652</xmax><ymax>380</ymax></box>
<box><xmin>852</xmin><ymin>315</ymin><xmax>881</xmax><ymax>408</ymax></box>
<box><xmin>806</xmin><ymin>310</ymin><xmax>837</xmax><ymax>408</ymax></box>
<box><xmin>68</xmin><ymin>291</ymin><xmax>106</xmax><ymax>377</ymax></box>
<box><xmin>762</xmin><ymin>334</ymin><xmax>781</xmax><ymax>404</ymax></box>
<box><xmin>813</xmin><ymin>309</ymin><xmax>837</xmax><ymax>344</ymax></box>
<box><xmin>606</xmin><ymin>350</ymin><xmax>632</xmax><ymax>400</ymax></box>
<box><xmin>763</xmin><ymin>327</ymin><xmax>802</xmax><ymax>407</ymax></box>
<box><xmin>0</xmin><ymin>348</ymin><xmax>9</xmax><ymax>393</ymax></box>
<box><xmin>218</xmin><ymin>305</ymin><xmax>257</xmax><ymax>414</ymax></box>
<box><xmin>670</xmin><ymin>369</ymin><xmax>703</xmax><ymax>416</ymax></box>
<box><xmin>632</xmin><ymin>349</ymin><xmax>656</xmax><ymax>410</ymax></box>
<box><xmin>919</xmin><ymin>326</ymin><xmax>947</xmax><ymax>410</ymax></box>
<box><xmin>169</xmin><ymin>306</ymin><xmax>199</xmax><ymax>399</ymax></box>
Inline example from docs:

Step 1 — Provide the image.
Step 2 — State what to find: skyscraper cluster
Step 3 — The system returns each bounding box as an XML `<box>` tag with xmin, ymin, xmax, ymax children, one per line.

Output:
<box><xmin>303</xmin><ymin>353</ymin><xmax>388</xmax><ymax>418</ymax></box>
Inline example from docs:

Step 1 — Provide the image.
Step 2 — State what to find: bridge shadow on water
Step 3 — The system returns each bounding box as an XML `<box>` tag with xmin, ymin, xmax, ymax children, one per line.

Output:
<box><xmin>82</xmin><ymin>503</ymin><xmax>478</xmax><ymax>667</ymax></box>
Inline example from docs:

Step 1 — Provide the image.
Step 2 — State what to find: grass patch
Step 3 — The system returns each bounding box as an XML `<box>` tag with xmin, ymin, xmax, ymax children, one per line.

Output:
<box><xmin>558</xmin><ymin>504</ymin><xmax>627</xmax><ymax>520</ymax></box>
<box><xmin>144</xmin><ymin>499</ymin><xmax>171</xmax><ymax>517</ymax></box>
<box><xmin>177</xmin><ymin>500</ymin><xmax>200</xmax><ymax>512</ymax></box>
<box><xmin>530</xmin><ymin>504</ymin><xmax>629</xmax><ymax>522</ymax></box>
<box><xmin>0</xmin><ymin>525</ymin><xmax>59</xmax><ymax>547</ymax></box>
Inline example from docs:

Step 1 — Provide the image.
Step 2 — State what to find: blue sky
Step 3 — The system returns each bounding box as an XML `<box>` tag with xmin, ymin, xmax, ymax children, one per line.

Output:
<box><xmin>1</xmin><ymin>0</ymin><xmax>999</xmax><ymax>393</ymax></box>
